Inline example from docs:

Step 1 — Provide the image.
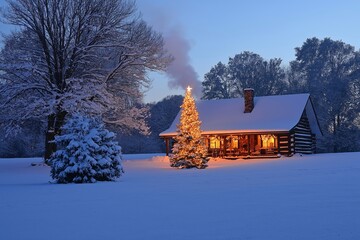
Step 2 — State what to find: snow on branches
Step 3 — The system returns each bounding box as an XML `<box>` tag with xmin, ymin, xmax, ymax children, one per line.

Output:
<box><xmin>50</xmin><ymin>114</ymin><xmax>124</xmax><ymax>183</ymax></box>
<box><xmin>0</xmin><ymin>0</ymin><xmax>171</xmax><ymax>159</ymax></box>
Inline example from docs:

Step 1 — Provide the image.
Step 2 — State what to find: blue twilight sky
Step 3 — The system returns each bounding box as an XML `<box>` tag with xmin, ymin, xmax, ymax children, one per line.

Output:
<box><xmin>1</xmin><ymin>0</ymin><xmax>360</xmax><ymax>103</ymax></box>
<box><xmin>137</xmin><ymin>0</ymin><xmax>360</xmax><ymax>102</ymax></box>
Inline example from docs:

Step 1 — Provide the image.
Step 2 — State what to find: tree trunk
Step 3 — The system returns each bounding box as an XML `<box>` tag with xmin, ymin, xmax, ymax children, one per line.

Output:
<box><xmin>333</xmin><ymin>114</ymin><xmax>341</xmax><ymax>153</ymax></box>
<box><xmin>44</xmin><ymin>114</ymin><xmax>55</xmax><ymax>163</ymax></box>
<box><xmin>44</xmin><ymin>111</ymin><xmax>67</xmax><ymax>164</ymax></box>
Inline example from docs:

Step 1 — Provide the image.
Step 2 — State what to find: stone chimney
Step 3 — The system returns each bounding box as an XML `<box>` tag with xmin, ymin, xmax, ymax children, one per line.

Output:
<box><xmin>244</xmin><ymin>88</ymin><xmax>254</xmax><ymax>113</ymax></box>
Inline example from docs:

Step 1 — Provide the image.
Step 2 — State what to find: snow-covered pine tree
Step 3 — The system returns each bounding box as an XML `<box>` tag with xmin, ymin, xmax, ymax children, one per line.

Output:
<box><xmin>170</xmin><ymin>86</ymin><xmax>208</xmax><ymax>169</ymax></box>
<box><xmin>50</xmin><ymin>114</ymin><xmax>123</xmax><ymax>183</ymax></box>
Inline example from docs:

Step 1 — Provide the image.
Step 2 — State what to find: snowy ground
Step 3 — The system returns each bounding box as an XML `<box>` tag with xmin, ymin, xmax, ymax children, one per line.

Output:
<box><xmin>1</xmin><ymin>152</ymin><xmax>360</xmax><ymax>240</ymax></box>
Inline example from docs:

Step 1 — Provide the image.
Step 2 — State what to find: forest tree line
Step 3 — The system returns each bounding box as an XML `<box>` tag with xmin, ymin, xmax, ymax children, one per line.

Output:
<box><xmin>3</xmin><ymin>37</ymin><xmax>359</xmax><ymax>157</ymax></box>
<box><xmin>118</xmin><ymin>37</ymin><xmax>360</xmax><ymax>154</ymax></box>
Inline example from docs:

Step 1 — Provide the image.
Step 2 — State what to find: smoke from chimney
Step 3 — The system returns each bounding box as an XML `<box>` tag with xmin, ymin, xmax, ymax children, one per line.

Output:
<box><xmin>164</xmin><ymin>28</ymin><xmax>202</xmax><ymax>98</ymax></box>
<box><xmin>138</xmin><ymin>4</ymin><xmax>202</xmax><ymax>98</ymax></box>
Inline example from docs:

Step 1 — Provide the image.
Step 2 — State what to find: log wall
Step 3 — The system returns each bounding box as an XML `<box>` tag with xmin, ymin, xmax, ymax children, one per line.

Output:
<box><xmin>277</xmin><ymin>133</ymin><xmax>293</xmax><ymax>156</ymax></box>
<box><xmin>292</xmin><ymin>111</ymin><xmax>316</xmax><ymax>154</ymax></box>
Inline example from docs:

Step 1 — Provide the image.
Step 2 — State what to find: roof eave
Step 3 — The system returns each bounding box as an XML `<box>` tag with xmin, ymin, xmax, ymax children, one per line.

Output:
<box><xmin>160</xmin><ymin>129</ymin><xmax>291</xmax><ymax>138</ymax></box>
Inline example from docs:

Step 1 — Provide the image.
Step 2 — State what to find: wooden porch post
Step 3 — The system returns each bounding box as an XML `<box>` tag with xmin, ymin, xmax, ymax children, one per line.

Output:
<box><xmin>165</xmin><ymin>138</ymin><xmax>170</xmax><ymax>156</ymax></box>
<box><xmin>247</xmin><ymin>135</ymin><xmax>251</xmax><ymax>155</ymax></box>
<box><xmin>223</xmin><ymin>136</ymin><xmax>227</xmax><ymax>157</ymax></box>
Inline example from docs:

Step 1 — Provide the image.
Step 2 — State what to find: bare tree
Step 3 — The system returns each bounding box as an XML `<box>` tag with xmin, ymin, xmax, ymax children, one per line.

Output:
<box><xmin>202</xmin><ymin>62</ymin><xmax>232</xmax><ymax>100</ymax></box>
<box><xmin>202</xmin><ymin>52</ymin><xmax>286</xmax><ymax>99</ymax></box>
<box><xmin>290</xmin><ymin>37</ymin><xmax>360</xmax><ymax>152</ymax></box>
<box><xmin>0</xmin><ymin>0</ymin><xmax>171</xmax><ymax>162</ymax></box>
<box><xmin>227</xmin><ymin>51</ymin><xmax>286</xmax><ymax>97</ymax></box>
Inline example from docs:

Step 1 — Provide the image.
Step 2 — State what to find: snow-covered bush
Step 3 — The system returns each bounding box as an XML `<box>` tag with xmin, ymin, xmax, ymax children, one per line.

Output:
<box><xmin>50</xmin><ymin>114</ymin><xmax>123</xmax><ymax>183</ymax></box>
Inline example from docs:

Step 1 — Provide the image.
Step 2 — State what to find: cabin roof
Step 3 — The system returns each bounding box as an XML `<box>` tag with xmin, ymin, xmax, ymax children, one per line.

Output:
<box><xmin>159</xmin><ymin>93</ymin><xmax>322</xmax><ymax>137</ymax></box>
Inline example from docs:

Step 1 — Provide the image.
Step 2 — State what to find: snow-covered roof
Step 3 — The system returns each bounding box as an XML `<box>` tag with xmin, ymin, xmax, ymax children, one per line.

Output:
<box><xmin>159</xmin><ymin>93</ymin><xmax>322</xmax><ymax>137</ymax></box>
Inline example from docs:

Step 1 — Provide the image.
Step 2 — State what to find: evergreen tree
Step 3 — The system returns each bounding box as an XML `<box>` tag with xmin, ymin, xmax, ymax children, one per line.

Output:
<box><xmin>50</xmin><ymin>114</ymin><xmax>123</xmax><ymax>183</ymax></box>
<box><xmin>170</xmin><ymin>87</ymin><xmax>208</xmax><ymax>169</ymax></box>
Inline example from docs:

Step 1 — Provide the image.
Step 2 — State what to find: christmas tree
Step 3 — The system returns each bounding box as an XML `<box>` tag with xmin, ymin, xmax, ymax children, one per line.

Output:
<box><xmin>170</xmin><ymin>86</ymin><xmax>209</xmax><ymax>169</ymax></box>
<box><xmin>50</xmin><ymin>114</ymin><xmax>123</xmax><ymax>183</ymax></box>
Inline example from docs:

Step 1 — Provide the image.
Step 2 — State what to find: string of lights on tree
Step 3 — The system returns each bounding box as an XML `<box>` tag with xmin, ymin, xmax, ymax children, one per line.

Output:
<box><xmin>170</xmin><ymin>86</ymin><xmax>208</xmax><ymax>169</ymax></box>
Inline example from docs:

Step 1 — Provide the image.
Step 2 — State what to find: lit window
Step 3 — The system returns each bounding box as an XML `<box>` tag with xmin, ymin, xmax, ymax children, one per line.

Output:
<box><xmin>210</xmin><ymin>137</ymin><xmax>221</xmax><ymax>149</ymax></box>
<box><xmin>231</xmin><ymin>138</ymin><xmax>238</xmax><ymax>148</ymax></box>
<box><xmin>261</xmin><ymin>135</ymin><xmax>277</xmax><ymax>149</ymax></box>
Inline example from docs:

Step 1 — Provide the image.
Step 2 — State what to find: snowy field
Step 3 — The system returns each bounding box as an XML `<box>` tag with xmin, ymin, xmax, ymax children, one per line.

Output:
<box><xmin>1</xmin><ymin>152</ymin><xmax>360</xmax><ymax>240</ymax></box>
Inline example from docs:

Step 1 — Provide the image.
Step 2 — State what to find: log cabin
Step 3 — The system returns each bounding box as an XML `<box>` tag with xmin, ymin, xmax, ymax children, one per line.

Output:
<box><xmin>159</xmin><ymin>89</ymin><xmax>322</xmax><ymax>158</ymax></box>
